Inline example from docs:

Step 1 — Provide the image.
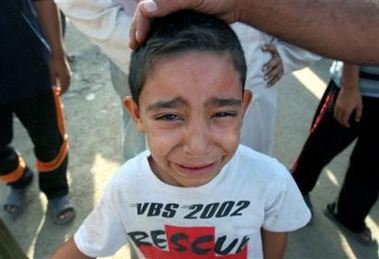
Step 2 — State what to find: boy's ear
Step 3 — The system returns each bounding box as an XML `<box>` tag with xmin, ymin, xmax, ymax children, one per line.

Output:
<box><xmin>123</xmin><ymin>96</ymin><xmax>146</xmax><ymax>132</ymax></box>
<box><xmin>241</xmin><ymin>90</ymin><xmax>253</xmax><ymax>116</ymax></box>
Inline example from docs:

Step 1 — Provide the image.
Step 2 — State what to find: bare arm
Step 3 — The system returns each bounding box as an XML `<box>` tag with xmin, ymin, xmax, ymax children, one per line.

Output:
<box><xmin>129</xmin><ymin>0</ymin><xmax>379</xmax><ymax>64</ymax></box>
<box><xmin>33</xmin><ymin>0</ymin><xmax>71</xmax><ymax>94</ymax></box>
<box><xmin>261</xmin><ymin>229</ymin><xmax>288</xmax><ymax>259</ymax></box>
<box><xmin>51</xmin><ymin>238</ymin><xmax>93</xmax><ymax>259</ymax></box>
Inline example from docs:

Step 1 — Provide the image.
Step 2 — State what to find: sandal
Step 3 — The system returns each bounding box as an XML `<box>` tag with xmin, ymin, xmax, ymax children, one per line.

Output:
<box><xmin>3</xmin><ymin>169</ymin><xmax>34</xmax><ymax>217</ymax></box>
<box><xmin>48</xmin><ymin>195</ymin><xmax>76</xmax><ymax>225</ymax></box>
<box><xmin>324</xmin><ymin>202</ymin><xmax>375</xmax><ymax>246</ymax></box>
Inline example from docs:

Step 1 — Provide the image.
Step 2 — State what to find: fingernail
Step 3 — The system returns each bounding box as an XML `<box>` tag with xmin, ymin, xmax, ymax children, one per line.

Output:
<box><xmin>144</xmin><ymin>0</ymin><xmax>158</xmax><ymax>13</ymax></box>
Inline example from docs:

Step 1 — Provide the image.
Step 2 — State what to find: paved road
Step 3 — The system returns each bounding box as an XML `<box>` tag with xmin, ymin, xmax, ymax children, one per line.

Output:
<box><xmin>1</xmin><ymin>23</ymin><xmax>378</xmax><ymax>259</ymax></box>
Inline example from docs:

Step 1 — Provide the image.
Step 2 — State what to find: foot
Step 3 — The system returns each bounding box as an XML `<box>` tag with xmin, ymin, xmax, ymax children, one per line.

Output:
<box><xmin>48</xmin><ymin>195</ymin><xmax>76</xmax><ymax>225</ymax></box>
<box><xmin>3</xmin><ymin>169</ymin><xmax>34</xmax><ymax>217</ymax></box>
<box><xmin>324</xmin><ymin>202</ymin><xmax>375</xmax><ymax>246</ymax></box>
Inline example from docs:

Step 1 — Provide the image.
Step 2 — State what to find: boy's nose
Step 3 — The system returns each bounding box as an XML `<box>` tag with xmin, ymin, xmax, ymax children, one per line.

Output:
<box><xmin>183</xmin><ymin>121</ymin><xmax>211</xmax><ymax>156</ymax></box>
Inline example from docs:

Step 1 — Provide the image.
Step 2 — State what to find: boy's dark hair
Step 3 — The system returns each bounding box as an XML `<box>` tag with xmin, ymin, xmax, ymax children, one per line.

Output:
<box><xmin>129</xmin><ymin>10</ymin><xmax>246</xmax><ymax>104</ymax></box>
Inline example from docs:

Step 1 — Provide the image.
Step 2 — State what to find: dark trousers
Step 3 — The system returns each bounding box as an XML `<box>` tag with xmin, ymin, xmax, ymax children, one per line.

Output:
<box><xmin>292</xmin><ymin>80</ymin><xmax>379</xmax><ymax>232</ymax></box>
<box><xmin>0</xmin><ymin>88</ymin><xmax>69</xmax><ymax>199</ymax></box>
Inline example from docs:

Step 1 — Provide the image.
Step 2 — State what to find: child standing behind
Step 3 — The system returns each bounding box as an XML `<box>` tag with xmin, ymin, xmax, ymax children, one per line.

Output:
<box><xmin>52</xmin><ymin>11</ymin><xmax>310</xmax><ymax>258</ymax></box>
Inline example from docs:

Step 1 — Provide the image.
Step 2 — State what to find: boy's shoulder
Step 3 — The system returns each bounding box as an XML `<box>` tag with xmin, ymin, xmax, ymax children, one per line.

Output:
<box><xmin>236</xmin><ymin>145</ymin><xmax>285</xmax><ymax>167</ymax></box>
<box><xmin>112</xmin><ymin>150</ymin><xmax>150</xmax><ymax>180</ymax></box>
<box><xmin>234</xmin><ymin>145</ymin><xmax>290</xmax><ymax>179</ymax></box>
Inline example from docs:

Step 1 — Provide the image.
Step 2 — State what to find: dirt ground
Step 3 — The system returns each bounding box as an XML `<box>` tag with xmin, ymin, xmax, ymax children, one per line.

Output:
<box><xmin>1</xmin><ymin>21</ymin><xmax>378</xmax><ymax>259</ymax></box>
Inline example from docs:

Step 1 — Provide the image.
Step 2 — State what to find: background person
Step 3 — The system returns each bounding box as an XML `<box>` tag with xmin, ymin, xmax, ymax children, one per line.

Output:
<box><xmin>0</xmin><ymin>0</ymin><xmax>75</xmax><ymax>224</ymax></box>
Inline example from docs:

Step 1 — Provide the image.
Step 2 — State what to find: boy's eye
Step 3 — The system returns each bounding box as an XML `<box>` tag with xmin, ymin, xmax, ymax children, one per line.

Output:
<box><xmin>156</xmin><ymin>114</ymin><xmax>181</xmax><ymax>121</ymax></box>
<box><xmin>213</xmin><ymin>111</ymin><xmax>237</xmax><ymax>118</ymax></box>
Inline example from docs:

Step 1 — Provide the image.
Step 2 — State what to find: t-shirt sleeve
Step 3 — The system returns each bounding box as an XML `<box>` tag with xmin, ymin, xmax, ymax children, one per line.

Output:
<box><xmin>74</xmin><ymin>177</ymin><xmax>129</xmax><ymax>257</ymax></box>
<box><xmin>262</xmin><ymin>167</ymin><xmax>311</xmax><ymax>232</ymax></box>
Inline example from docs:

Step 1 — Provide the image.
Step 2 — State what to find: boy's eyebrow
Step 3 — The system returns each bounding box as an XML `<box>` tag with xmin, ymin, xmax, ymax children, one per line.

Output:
<box><xmin>146</xmin><ymin>98</ymin><xmax>186</xmax><ymax>112</ymax></box>
<box><xmin>146</xmin><ymin>97</ymin><xmax>242</xmax><ymax>112</ymax></box>
<box><xmin>212</xmin><ymin>98</ymin><xmax>242</xmax><ymax>107</ymax></box>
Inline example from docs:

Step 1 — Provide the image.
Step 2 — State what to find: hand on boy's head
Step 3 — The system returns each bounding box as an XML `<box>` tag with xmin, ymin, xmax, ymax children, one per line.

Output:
<box><xmin>129</xmin><ymin>0</ymin><xmax>238</xmax><ymax>49</ymax></box>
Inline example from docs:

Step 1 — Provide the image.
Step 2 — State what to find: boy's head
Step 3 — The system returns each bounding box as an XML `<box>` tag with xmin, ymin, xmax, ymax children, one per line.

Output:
<box><xmin>128</xmin><ymin>10</ymin><xmax>247</xmax><ymax>104</ymax></box>
<box><xmin>125</xmin><ymin>10</ymin><xmax>252</xmax><ymax>187</ymax></box>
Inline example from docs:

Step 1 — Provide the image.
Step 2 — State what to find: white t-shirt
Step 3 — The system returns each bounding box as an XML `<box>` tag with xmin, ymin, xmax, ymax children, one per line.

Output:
<box><xmin>75</xmin><ymin>145</ymin><xmax>310</xmax><ymax>258</ymax></box>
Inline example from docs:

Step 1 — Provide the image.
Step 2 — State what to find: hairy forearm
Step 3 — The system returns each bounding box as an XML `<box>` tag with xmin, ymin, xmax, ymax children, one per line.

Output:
<box><xmin>236</xmin><ymin>0</ymin><xmax>379</xmax><ymax>64</ymax></box>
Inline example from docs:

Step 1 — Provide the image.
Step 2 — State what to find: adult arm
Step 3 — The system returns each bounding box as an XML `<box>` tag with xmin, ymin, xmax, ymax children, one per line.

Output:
<box><xmin>33</xmin><ymin>0</ymin><xmax>71</xmax><ymax>94</ymax></box>
<box><xmin>51</xmin><ymin>238</ymin><xmax>94</xmax><ymax>259</ymax></box>
<box><xmin>334</xmin><ymin>63</ymin><xmax>362</xmax><ymax>127</ymax></box>
<box><xmin>129</xmin><ymin>0</ymin><xmax>379</xmax><ymax>64</ymax></box>
<box><xmin>54</xmin><ymin>0</ymin><xmax>137</xmax><ymax>74</ymax></box>
<box><xmin>261</xmin><ymin>229</ymin><xmax>288</xmax><ymax>259</ymax></box>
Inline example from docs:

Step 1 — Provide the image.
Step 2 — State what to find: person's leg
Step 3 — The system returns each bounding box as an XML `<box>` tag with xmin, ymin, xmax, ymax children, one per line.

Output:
<box><xmin>336</xmin><ymin>96</ymin><xmax>379</xmax><ymax>233</ymax></box>
<box><xmin>16</xmin><ymin>89</ymin><xmax>68</xmax><ymax>198</ymax></box>
<box><xmin>291</xmin><ymin>81</ymin><xmax>358</xmax><ymax>195</ymax></box>
<box><xmin>15</xmin><ymin>88</ymin><xmax>74</xmax><ymax>224</ymax></box>
<box><xmin>0</xmin><ymin>103</ymin><xmax>34</xmax><ymax>216</ymax></box>
<box><xmin>0</xmin><ymin>104</ymin><xmax>20</xmax><ymax>183</ymax></box>
<box><xmin>109</xmin><ymin>60</ymin><xmax>146</xmax><ymax>160</ymax></box>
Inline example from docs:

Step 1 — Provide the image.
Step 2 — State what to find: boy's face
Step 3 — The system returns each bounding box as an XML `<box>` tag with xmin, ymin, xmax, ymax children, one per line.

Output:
<box><xmin>125</xmin><ymin>52</ymin><xmax>252</xmax><ymax>187</ymax></box>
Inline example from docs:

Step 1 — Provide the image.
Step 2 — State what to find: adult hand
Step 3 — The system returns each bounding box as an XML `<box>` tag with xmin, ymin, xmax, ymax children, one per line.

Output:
<box><xmin>261</xmin><ymin>44</ymin><xmax>283</xmax><ymax>87</ymax></box>
<box><xmin>129</xmin><ymin>0</ymin><xmax>238</xmax><ymax>49</ymax></box>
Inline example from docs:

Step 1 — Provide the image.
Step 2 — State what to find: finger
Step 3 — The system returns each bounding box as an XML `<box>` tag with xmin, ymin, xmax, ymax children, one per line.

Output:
<box><xmin>266</xmin><ymin>70</ymin><xmax>283</xmax><ymax>87</ymax></box>
<box><xmin>265</xmin><ymin>66</ymin><xmax>281</xmax><ymax>80</ymax></box>
<box><xmin>261</xmin><ymin>44</ymin><xmax>278</xmax><ymax>56</ymax></box>
<box><xmin>355</xmin><ymin>106</ymin><xmax>363</xmax><ymax>123</ymax></box>
<box><xmin>334</xmin><ymin>108</ymin><xmax>350</xmax><ymax>127</ymax></box>
<box><xmin>130</xmin><ymin>0</ymin><xmax>197</xmax><ymax>48</ymax></box>
<box><xmin>264</xmin><ymin>64</ymin><xmax>283</xmax><ymax>81</ymax></box>
<box><xmin>129</xmin><ymin>0</ymin><xmax>237</xmax><ymax>48</ymax></box>
<box><xmin>129</xmin><ymin>4</ymin><xmax>153</xmax><ymax>49</ymax></box>
<box><xmin>262</xmin><ymin>57</ymin><xmax>281</xmax><ymax>72</ymax></box>
<box><xmin>59</xmin><ymin>75</ymin><xmax>70</xmax><ymax>94</ymax></box>
<box><xmin>266</xmin><ymin>76</ymin><xmax>281</xmax><ymax>87</ymax></box>
<box><xmin>341</xmin><ymin>113</ymin><xmax>350</xmax><ymax>127</ymax></box>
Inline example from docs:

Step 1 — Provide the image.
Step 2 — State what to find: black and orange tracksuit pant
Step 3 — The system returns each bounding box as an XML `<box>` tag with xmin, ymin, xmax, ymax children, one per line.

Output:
<box><xmin>291</xmin><ymin>80</ymin><xmax>379</xmax><ymax>233</ymax></box>
<box><xmin>0</xmin><ymin>88</ymin><xmax>69</xmax><ymax>200</ymax></box>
